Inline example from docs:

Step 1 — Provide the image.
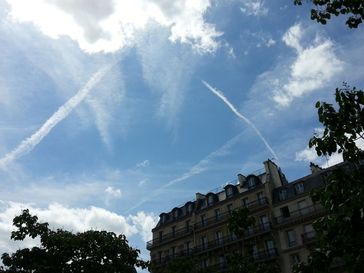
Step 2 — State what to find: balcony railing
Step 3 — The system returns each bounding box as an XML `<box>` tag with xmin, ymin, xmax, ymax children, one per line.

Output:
<box><xmin>147</xmin><ymin>198</ymin><xmax>270</xmax><ymax>250</ymax></box>
<box><xmin>252</xmin><ymin>248</ymin><xmax>278</xmax><ymax>261</ymax></box>
<box><xmin>274</xmin><ymin>204</ymin><xmax>324</xmax><ymax>226</ymax></box>
<box><xmin>146</xmin><ymin>226</ymin><xmax>193</xmax><ymax>250</ymax></box>
<box><xmin>244</xmin><ymin>222</ymin><xmax>271</xmax><ymax>239</ymax></box>
<box><xmin>194</xmin><ymin>197</ymin><xmax>269</xmax><ymax>230</ymax></box>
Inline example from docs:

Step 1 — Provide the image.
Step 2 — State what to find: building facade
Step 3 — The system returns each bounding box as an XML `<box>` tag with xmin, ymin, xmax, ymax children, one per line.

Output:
<box><xmin>147</xmin><ymin>160</ymin><xmax>331</xmax><ymax>273</ymax></box>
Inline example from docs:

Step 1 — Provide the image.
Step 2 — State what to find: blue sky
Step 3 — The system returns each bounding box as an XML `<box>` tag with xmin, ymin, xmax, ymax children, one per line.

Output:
<box><xmin>1</xmin><ymin>0</ymin><xmax>364</xmax><ymax>268</ymax></box>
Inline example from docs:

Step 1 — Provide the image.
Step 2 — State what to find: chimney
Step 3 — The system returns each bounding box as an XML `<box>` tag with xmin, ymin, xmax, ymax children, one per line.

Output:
<box><xmin>310</xmin><ymin>162</ymin><xmax>322</xmax><ymax>174</ymax></box>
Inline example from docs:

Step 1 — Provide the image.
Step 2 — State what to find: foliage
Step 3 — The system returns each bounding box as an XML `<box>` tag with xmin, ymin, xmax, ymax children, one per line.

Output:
<box><xmin>309</xmin><ymin>84</ymin><xmax>364</xmax><ymax>162</ymax></box>
<box><xmin>294</xmin><ymin>86</ymin><xmax>364</xmax><ymax>273</ymax></box>
<box><xmin>226</xmin><ymin>253</ymin><xmax>280</xmax><ymax>273</ymax></box>
<box><xmin>294</xmin><ymin>0</ymin><xmax>364</xmax><ymax>28</ymax></box>
<box><xmin>0</xmin><ymin>209</ymin><xmax>148</xmax><ymax>273</ymax></box>
<box><xmin>227</xmin><ymin>207</ymin><xmax>255</xmax><ymax>238</ymax></box>
<box><xmin>158</xmin><ymin>256</ymin><xmax>213</xmax><ymax>273</ymax></box>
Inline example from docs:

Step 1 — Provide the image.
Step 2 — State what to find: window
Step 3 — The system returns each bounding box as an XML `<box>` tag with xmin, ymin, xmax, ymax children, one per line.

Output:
<box><xmin>218</xmin><ymin>256</ymin><xmax>225</xmax><ymax>269</ymax></box>
<box><xmin>185</xmin><ymin>220</ymin><xmax>190</xmax><ymax>231</ymax></box>
<box><xmin>295</xmin><ymin>183</ymin><xmax>304</xmax><ymax>194</ymax></box>
<box><xmin>186</xmin><ymin>241</ymin><xmax>191</xmax><ymax>254</ymax></box>
<box><xmin>290</xmin><ymin>253</ymin><xmax>300</xmax><ymax>266</ymax></box>
<box><xmin>259</xmin><ymin>214</ymin><xmax>269</xmax><ymax>230</ymax></box>
<box><xmin>252</xmin><ymin>244</ymin><xmax>258</xmax><ymax>259</ymax></box>
<box><xmin>227</xmin><ymin>204</ymin><xmax>233</xmax><ymax>213</ymax></box>
<box><xmin>159</xmin><ymin>231</ymin><xmax>163</xmax><ymax>242</ymax></box>
<box><xmin>265</xmin><ymin>240</ymin><xmax>275</xmax><ymax>254</ymax></box>
<box><xmin>208</xmin><ymin>194</ymin><xmax>215</xmax><ymax>206</ymax></box>
<box><xmin>257</xmin><ymin>191</ymin><xmax>265</xmax><ymax>204</ymax></box>
<box><xmin>171</xmin><ymin>226</ymin><xmax>176</xmax><ymax>237</ymax></box>
<box><xmin>287</xmin><ymin>230</ymin><xmax>297</xmax><ymax>247</ymax></box>
<box><xmin>216</xmin><ymin>231</ymin><xmax>223</xmax><ymax>245</ymax></box>
<box><xmin>280</xmin><ymin>206</ymin><xmax>290</xmax><ymax>218</ymax></box>
<box><xmin>201</xmin><ymin>214</ymin><xmax>206</xmax><ymax>226</ymax></box>
<box><xmin>279</xmin><ymin>189</ymin><xmax>287</xmax><ymax>200</ymax></box>
<box><xmin>158</xmin><ymin>251</ymin><xmax>162</xmax><ymax>263</ymax></box>
<box><xmin>187</xmin><ymin>203</ymin><xmax>193</xmax><ymax>213</ymax></box>
<box><xmin>298</xmin><ymin>200</ymin><xmax>308</xmax><ymax>214</ymax></box>
<box><xmin>226</xmin><ymin>186</ymin><xmax>233</xmax><ymax>197</ymax></box>
<box><xmin>242</xmin><ymin>197</ymin><xmax>249</xmax><ymax>207</ymax></box>
<box><xmin>173</xmin><ymin>209</ymin><xmax>179</xmax><ymax>219</ymax></box>
<box><xmin>247</xmin><ymin>176</ymin><xmax>257</xmax><ymax>188</ymax></box>
<box><xmin>303</xmin><ymin>224</ymin><xmax>315</xmax><ymax>240</ymax></box>
<box><xmin>215</xmin><ymin>209</ymin><xmax>220</xmax><ymax>220</ymax></box>
<box><xmin>171</xmin><ymin>246</ymin><xmax>176</xmax><ymax>257</ymax></box>
<box><xmin>201</xmin><ymin>236</ymin><xmax>208</xmax><ymax>249</ymax></box>
<box><xmin>202</xmin><ymin>259</ymin><xmax>208</xmax><ymax>268</ymax></box>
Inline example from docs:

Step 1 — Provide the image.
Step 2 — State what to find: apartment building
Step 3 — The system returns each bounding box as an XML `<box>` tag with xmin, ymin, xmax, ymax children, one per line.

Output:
<box><xmin>147</xmin><ymin>160</ymin><xmax>329</xmax><ymax>273</ymax></box>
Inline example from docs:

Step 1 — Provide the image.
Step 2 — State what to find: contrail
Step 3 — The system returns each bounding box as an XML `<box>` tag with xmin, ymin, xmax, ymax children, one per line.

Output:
<box><xmin>0</xmin><ymin>64</ymin><xmax>114</xmax><ymax>169</ymax></box>
<box><xmin>202</xmin><ymin>80</ymin><xmax>279</xmax><ymax>161</ymax></box>
<box><xmin>126</xmin><ymin>133</ymin><xmax>243</xmax><ymax>213</ymax></box>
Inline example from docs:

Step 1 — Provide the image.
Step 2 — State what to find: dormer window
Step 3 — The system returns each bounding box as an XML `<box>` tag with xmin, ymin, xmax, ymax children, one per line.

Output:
<box><xmin>186</xmin><ymin>203</ymin><xmax>194</xmax><ymax>214</ymax></box>
<box><xmin>226</xmin><ymin>186</ymin><xmax>233</xmax><ymax>197</ymax></box>
<box><xmin>279</xmin><ymin>189</ymin><xmax>287</xmax><ymax>201</ymax></box>
<box><xmin>172</xmin><ymin>208</ymin><xmax>180</xmax><ymax>219</ymax></box>
<box><xmin>295</xmin><ymin>183</ymin><xmax>304</xmax><ymax>194</ymax></box>
<box><xmin>207</xmin><ymin>194</ymin><xmax>215</xmax><ymax>206</ymax></box>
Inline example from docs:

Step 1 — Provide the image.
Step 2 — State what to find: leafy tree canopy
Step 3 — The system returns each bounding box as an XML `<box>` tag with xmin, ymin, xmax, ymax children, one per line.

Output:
<box><xmin>294</xmin><ymin>85</ymin><xmax>364</xmax><ymax>273</ymax></box>
<box><xmin>227</xmin><ymin>207</ymin><xmax>255</xmax><ymax>238</ymax></box>
<box><xmin>0</xmin><ymin>209</ymin><xmax>148</xmax><ymax>273</ymax></box>
<box><xmin>294</xmin><ymin>0</ymin><xmax>364</xmax><ymax>28</ymax></box>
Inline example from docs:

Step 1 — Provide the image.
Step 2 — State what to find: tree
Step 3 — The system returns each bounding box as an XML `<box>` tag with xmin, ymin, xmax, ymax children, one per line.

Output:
<box><xmin>294</xmin><ymin>0</ymin><xmax>364</xmax><ymax>28</ymax></box>
<box><xmin>226</xmin><ymin>208</ymin><xmax>279</xmax><ymax>273</ymax></box>
<box><xmin>294</xmin><ymin>85</ymin><xmax>364</xmax><ymax>273</ymax></box>
<box><xmin>0</xmin><ymin>209</ymin><xmax>148</xmax><ymax>273</ymax></box>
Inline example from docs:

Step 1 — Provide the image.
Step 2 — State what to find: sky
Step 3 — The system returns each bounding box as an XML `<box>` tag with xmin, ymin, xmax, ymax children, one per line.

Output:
<box><xmin>1</xmin><ymin>0</ymin><xmax>364</xmax><ymax>270</ymax></box>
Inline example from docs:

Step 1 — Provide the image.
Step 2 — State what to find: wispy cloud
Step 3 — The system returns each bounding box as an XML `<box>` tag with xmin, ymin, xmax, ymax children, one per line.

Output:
<box><xmin>240</xmin><ymin>0</ymin><xmax>268</xmax><ymax>16</ymax></box>
<box><xmin>0</xmin><ymin>63</ymin><xmax>114</xmax><ymax>169</ymax></box>
<box><xmin>136</xmin><ymin>160</ymin><xmax>150</xmax><ymax>168</ymax></box>
<box><xmin>126</xmin><ymin>133</ymin><xmax>243</xmax><ymax>212</ymax></box>
<box><xmin>202</xmin><ymin>80</ymin><xmax>279</xmax><ymax>161</ymax></box>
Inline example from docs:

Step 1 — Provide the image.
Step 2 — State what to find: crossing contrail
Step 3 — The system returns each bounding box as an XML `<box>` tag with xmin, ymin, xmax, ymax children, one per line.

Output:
<box><xmin>0</xmin><ymin>64</ymin><xmax>114</xmax><ymax>169</ymax></box>
<box><xmin>126</xmin><ymin>133</ymin><xmax>243</xmax><ymax>213</ymax></box>
<box><xmin>202</xmin><ymin>80</ymin><xmax>278</xmax><ymax>161</ymax></box>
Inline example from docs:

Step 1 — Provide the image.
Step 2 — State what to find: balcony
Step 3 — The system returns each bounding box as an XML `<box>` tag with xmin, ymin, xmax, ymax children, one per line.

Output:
<box><xmin>146</xmin><ymin>226</ymin><xmax>193</xmax><ymax>250</ymax></box>
<box><xmin>194</xmin><ymin>234</ymin><xmax>237</xmax><ymax>254</ymax></box>
<box><xmin>274</xmin><ymin>204</ymin><xmax>325</xmax><ymax>227</ymax></box>
<box><xmin>244</xmin><ymin>222</ymin><xmax>271</xmax><ymax>239</ymax></box>
<box><xmin>252</xmin><ymin>248</ymin><xmax>278</xmax><ymax>262</ymax></box>
<box><xmin>194</xmin><ymin>197</ymin><xmax>269</xmax><ymax>230</ymax></box>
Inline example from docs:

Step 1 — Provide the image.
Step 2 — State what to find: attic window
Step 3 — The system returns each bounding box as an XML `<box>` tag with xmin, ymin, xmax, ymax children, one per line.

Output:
<box><xmin>226</xmin><ymin>186</ymin><xmax>233</xmax><ymax>197</ymax></box>
<box><xmin>295</xmin><ymin>183</ymin><xmax>304</xmax><ymax>194</ymax></box>
<box><xmin>246</xmin><ymin>176</ymin><xmax>259</xmax><ymax>189</ymax></box>
<box><xmin>207</xmin><ymin>194</ymin><xmax>215</xmax><ymax>206</ymax></box>
<box><xmin>187</xmin><ymin>203</ymin><xmax>193</xmax><ymax>213</ymax></box>
<box><xmin>173</xmin><ymin>209</ymin><xmax>180</xmax><ymax>219</ymax></box>
<box><xmin>279</xmin><ymin>189</ymin><xmax>287</xmax><ymax>201</ymax></box>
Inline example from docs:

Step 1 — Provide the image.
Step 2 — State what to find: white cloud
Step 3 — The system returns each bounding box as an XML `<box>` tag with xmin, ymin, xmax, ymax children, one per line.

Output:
<box><xmin>129</xmin><ymin>211</ymin><xmax>158</xmax><ymax>242</ymax></box>
<box><xmin>6</xmin><ymin>0</ymin><xmax>221</xmax><ymax>53</ymax></box>
<box><xmin>136</xmin><ymin>160</ymin><xmax>150</xmax><ymax>168</ymax></box>
<box><xmin>0</xmin><ymin>201</ymin><xmax>157</xmax><ymax>258</ymax></box>
<box><xmin>272</xmin><ymin>24</ymin><xmax>344</xmax><ymax>107</ymax></box>
<box><xmin>105</xmin><ymin>186</ymin><xmax>122</xmax><ymax>198</ymax></box>
<box><xmin>240</xmin><ymin>0</ymin><xmax>268</xmax><ymax>16</ymax></box>
<box><xmin>295</xmin><ymin>136</ymin><xmax>364</xmax><ymax>168</ymax></box>
<box><xmin>295</xmin><ymin>147</ymin><xmax>318</xmax><ymax>162</ymax></box>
